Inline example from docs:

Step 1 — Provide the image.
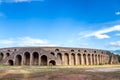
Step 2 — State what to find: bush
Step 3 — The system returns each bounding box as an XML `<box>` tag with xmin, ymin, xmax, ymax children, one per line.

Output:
<box><xmin>116</xmin><ymin>54</ymin><xmax>120</xmax><ymax>63</ymax></box>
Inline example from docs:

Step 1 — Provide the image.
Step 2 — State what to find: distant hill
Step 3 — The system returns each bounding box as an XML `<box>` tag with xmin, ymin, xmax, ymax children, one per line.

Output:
<box><xmin>110</xmin><ymin>50</ymin><xmax>120</xmax><ymax>54</ymax></box>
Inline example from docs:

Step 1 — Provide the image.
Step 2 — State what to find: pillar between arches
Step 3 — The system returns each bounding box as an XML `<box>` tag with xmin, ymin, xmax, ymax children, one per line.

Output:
<box><xmin>30</xmin><ymin>53</ymin><xmax>32</xmax><ymax>66</ymax></box>
<box><xmin>75</xmin><ymin>53</ymin><xmax>78</xmax><ymax>65</ymax></box>
<box><xmin>94</xmin><ymin>54</ymin><xmax>96</xmax><ymax>65</ymax></box>
<box><xmin>62</xmin><ymin>54</ymin><xmax>65</xmax><ymax>65</ymax></box>
<box><xmin>86</xmin><ymin>54</ymin><xmax>88</xmax><ymax>65</ymax></box>
<box><xmin>69</xmin><ymin>54</ymin><xmax>71</xmax><ymax>65</ymax></box>
<box><xmin>96</xmin><ymin>55</ymin><xmax>99</xmax><ymax>65</ymax></box>
<box><xmin>81</xmin><ymin>54</ymin><xmax>84</xmax><ymax>65</ymax></box>
<box><xmin>39</xmin><ymin>54</ymin><xmax>41</xmax><ymax>65</ymax></box>
<box><xmin>90</xmin><ymin>54</ymin><xmax>92</xmax><ymax>65</ymax></box>
<box><xmin>21</xmin><ymin>55</ymin><xmax>24</xmax><ymax>66</ymax></box>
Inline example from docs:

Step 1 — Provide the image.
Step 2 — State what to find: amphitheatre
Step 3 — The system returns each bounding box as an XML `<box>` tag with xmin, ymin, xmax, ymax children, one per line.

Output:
<box><xmin>0</xmin><ymin>47</ymin><xmax>119</xmax><ymax>66</ymax></box>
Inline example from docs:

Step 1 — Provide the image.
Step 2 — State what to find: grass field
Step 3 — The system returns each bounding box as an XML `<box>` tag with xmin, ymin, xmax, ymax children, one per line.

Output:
<box><xmin>0</xmin><ymin>65</ymin><xmax>120</xmax><ymax>80</ymax></box>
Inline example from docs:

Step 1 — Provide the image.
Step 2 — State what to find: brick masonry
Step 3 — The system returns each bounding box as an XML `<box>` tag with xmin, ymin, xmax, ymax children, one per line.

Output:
<box><xmin>0</xmin><ymin>47</ymin><xmax>119</xmax><ymax>66</ymax></box>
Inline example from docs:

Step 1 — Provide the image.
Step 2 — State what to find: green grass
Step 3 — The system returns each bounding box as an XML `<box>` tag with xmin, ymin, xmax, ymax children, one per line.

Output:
<box><xmin>0</xmin><ymin>65</ymin><xmax>120</xmax><ymax>80</ymax></box>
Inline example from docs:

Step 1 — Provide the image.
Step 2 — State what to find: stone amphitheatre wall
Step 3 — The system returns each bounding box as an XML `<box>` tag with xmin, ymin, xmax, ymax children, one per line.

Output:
<box><xmin>0</xmin><ymin>47</ymin><xmax>119</xmax><ymax>66</ymax></box>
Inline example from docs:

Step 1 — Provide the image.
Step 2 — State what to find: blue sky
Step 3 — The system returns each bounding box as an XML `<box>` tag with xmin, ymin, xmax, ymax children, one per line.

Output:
<box><xmin>0</xmin><ymin>0</ymin><xmax>120</xmax><ymax>50</ymax></box>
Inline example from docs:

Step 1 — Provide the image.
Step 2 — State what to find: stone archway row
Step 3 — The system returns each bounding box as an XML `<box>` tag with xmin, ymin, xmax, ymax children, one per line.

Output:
<box><xmin>8</xmin><ymin>52</ymin><xmax>105</xmax><ymax>66</ymax></box>
<box><xmin>52</xmin><ymin>52</ymin><xmax>104</xmax><ymax>65</ymax></box>
<box><xmin>0</xmin><ymin>52</ymin><xmax>10</xmax><ymax>61</ymax></box>
<box><xmin>8</xmin><ymin>52</ymin><xmax>49</xmax><ymax>66</ymax></box>
<box><xmin>58</xmin><ymin>53</ymin><xmax>104</xmax><ymax>65</ymax></box>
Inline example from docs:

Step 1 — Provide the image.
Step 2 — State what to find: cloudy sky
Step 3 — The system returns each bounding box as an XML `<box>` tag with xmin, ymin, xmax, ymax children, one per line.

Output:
<box><xmin>0</xmin><ymin>0</ymin><xmax>120</xmax><ymax>50</ymax></box>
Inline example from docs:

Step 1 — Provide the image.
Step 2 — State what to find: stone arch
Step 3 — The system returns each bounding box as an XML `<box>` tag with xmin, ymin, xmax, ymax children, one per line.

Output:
<box><xmin>78</xmin><ymin>49</ymin><xmax>80</xmax><ymax>52</ymax></box>
<box><xmin>41</xmin><ymin>55</ymin><xmax>47</xmax><ymax>66</ymax></box>
<box><xmin>92</xmin><ymin>54</ymin><xmax>94</xmax><ymax>65</ymax></box>
<box><xmin>84</xmin><ymin>50</ymin><xmax>87</xmax><ymax>52</ymax></box>
<box><xmin>83</xmin><ymin>54</ymin><xmax>86</xmax><ymax>65</ymax></box>
<box><xmin>57</xmin><ymin>53</ymin><xmax>62</xmax><ymax>64</ymax></box>
<box><xmin>15</xmin><ymin>55</ymin><xmax>22</xmax><ymax>65</ymax></box>
<box><xmin>32</xmin><ymin>52</ymin><xmax>39</xmax><ymax>65</ymax></box>
<box><xmin>71</xmin><ymin>49</ymin><xmax>74</xmax><ymax>52</ymax></box>
<box><xmin>71</xmin><ymin>53</ymin><xmax>75</xmax><ymax>65</ymax></box>
<box><xmin>24</xmin><ymin>52</ymin><xmax>30</xmax><ymax>65</ymax></box>
<box><xmin>55</xmin><ymin>49</ymin><xmax>59</xmax><ymax>52</ymax></box>
<box><xmin>88</xmin><ymin>54</ymin><xmax>91</xmax><ymax>65</ymax></box>
<box><xmin>49</xmin><ymin>60</ymin><xmax>56</xmax><ymax>66</ymax></box>
<box><xmin>50</xmin><ymin>52</ymin><xmax>55</xmax><ymax>56</ymax></box>
<box><xmin>77</xmin><ymin>53</ymin><xmax>81</xmax><ymax>65</ymax></box>
<box><xmin>6</xmin><ymin>53</ymin><xmax>10</xmax><ymax>57</ymax></box>
<box><xmin>64</xmin><ymin>53</ymin><xmax>69</xmax><ymax>65</ymax></box>
<box><xmin>101</xmin><ymin>51</ymin><xmax>103</xmax><ymax>54</ymax></box>
<box><xmin>14</xmin><ymin>49</ymin><xmax>17</xmax><ymax>51</ymax></box>
<box><xmin>0</xmin><ymin>52</ymin><xmax>4</xmax><ymax>61</ymax></box>
<box><xmin>94</xmin><ymin>51</ymin><xmax>96</xmax><ymax>53</ymax></box>
<box><xmin>8</xmin><ymin>60</ymin><xmax>14</xmax><ymax>66</ymax></box>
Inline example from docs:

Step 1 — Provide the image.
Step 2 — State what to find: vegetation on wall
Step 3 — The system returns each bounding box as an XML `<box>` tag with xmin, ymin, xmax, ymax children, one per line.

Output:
<box><xmin>116</xmin><ymin>54</ymin><xmax>120</xmax><ymax>63</ymax></box>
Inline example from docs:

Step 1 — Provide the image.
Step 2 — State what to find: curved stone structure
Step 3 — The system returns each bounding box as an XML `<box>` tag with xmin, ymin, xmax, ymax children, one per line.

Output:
<box><xmin>0</xmin><ymin>47</ymin><xmax>119</xmax><ymax>66</ymax></box>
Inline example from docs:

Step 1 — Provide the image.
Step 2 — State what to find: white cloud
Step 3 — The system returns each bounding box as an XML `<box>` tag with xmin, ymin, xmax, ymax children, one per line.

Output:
<box><xmin>0</xmin><ymin>0</ymin><xmax>44</xmax><ymax>3</ymax></box>
<box><xmin>109</xmin><ymin>41</ymin><xmax>120</xmax><ymax>47</ymax></box>
<box><xmin>17</xmin><ymin>37</ymin><xmax>48</xmax><ymax>46</ymax></box>
<box><xmin>84</xmin><ymin>25</ymin><xmax>120</xmax><ymax>39</ymax></box>
<box><xmin>0</xmin><ymin>40</ymin><xmax>13</xmax><ymax>44</ymax></box>
<box><xmin>115</xmin><ymin>11</ymin><xmax>120</xmax><ymax>15</ymax></box>
<box><xmin>0</xmin><ymin>37</ymin><xmax>57</xmax><ymax>47</ymax></box>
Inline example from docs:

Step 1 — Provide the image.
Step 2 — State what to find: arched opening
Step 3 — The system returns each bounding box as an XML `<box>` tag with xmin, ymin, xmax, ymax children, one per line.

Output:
<box><xmin>14</xmin><ymin>49</ymin><xmax>17</xmax><ymax>51</ymax></box>
<box><xmin>57</xmin><ymin>53</ymin><xmax>62</xmax><ymax>64</ymax></box>
<box><xmin>50</xmin><ymin>52</ymin><xmax>55</xmax><ymax>56</ymax></box>
<box><xmin>6</xmin><ymin>53</ymin><xmax>10</xmax><ymax>57</ymax></box>
<box><xmin>64</xmin><ymin>53</ymin><xmax>69</xmax><ymax>65</ymax></box>
<box><xmin>15</xmin><ymin>55</ymin><xmax>22</xmax><ymax>65</ymax></box>
<box><xmin>49</xmin><ymin>60</ymin><xmax>56</xmax><ymax>66</ymax></box>
<box><xmin>8</xmin><ymin>60</ymin><xmax>14</xmax><ymax>66</ymax></box>
<box><xmin>83</xmin><ymin>54</ymin><xmax>86</xmax><ymax>65</ymax></box>
<box><xmin>41</xmin><ymin>55</ymin><xmax>47</xmax><ymax>66</ymax></box>
<box><xmin>92</xmin><ymin>54</ymin><xmax>94</xmax><ymax>65</ymax></box>
<box><xmin>77</xmin><ymin>53</ymin><xmax>81</xmax><ymax>65</ymax></box>
<box><xmin>0</xmin><ymin>53</ymin><xmax>4</xmax><ymax>61</ymax></box>
<box><xmin>55</xmin><ymin>49</ymin><xmax>59</xmax><ymax>52</ymax></box>
<box><xmin>84</xmin><ymin>50</ymin><xmax>87</xmax><ymax>52</ymax></box>
<box><xmin>101</xmin><ymin>52</ymin><xmax>103</xmax><ymax>54</ymax></box>
<box><xmin>71</xmin><ymin>53</ymin><xmax>75</xmax><ymax>65</ymax></box>
<box><xmin>71</xmin><ymin>49</ymin><xmax>74</xmax><ymax>52</ymax></box>
<box><xmin>94</xmin><ymin>51</ymin><xmax>96</xmax><ymax>53</ymax></box>
<box><xmin>24</xmin><ymin>52</ymin><xmax>30</xmax><ymax>65</ymax></box>
<box><xmin>88</xmin><ymin>54</ymin><xmax>91</xmax><ymax>65</ymax></box>
<box><xmin>78</xmin><ymin>50</ymin><xmax>80</xmax><ymax>52</ymax></box>
<box><xmin>32</xmin><ymin>52</ymin><xmax>39</xmax><ymax>65</ymax></box>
